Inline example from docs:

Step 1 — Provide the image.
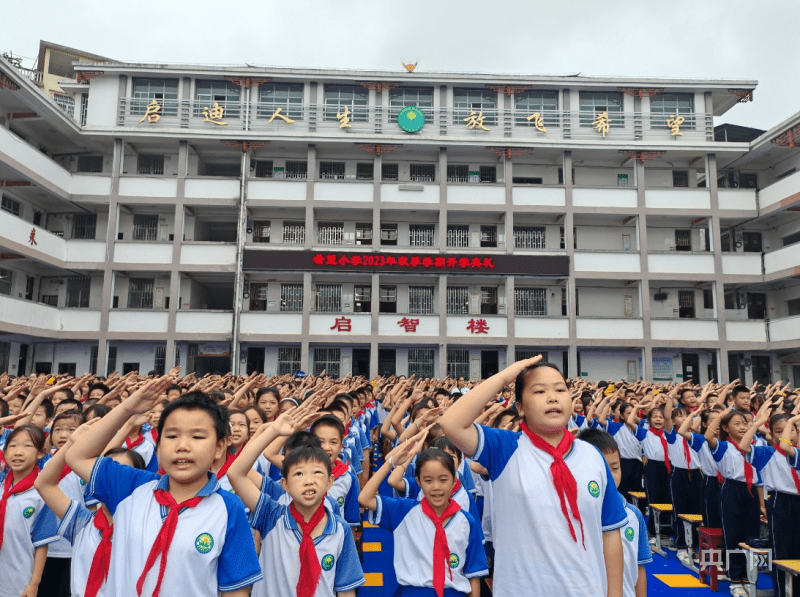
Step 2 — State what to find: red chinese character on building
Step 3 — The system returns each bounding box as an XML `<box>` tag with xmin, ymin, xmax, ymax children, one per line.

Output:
<box><xmin>330</xmin><ymin>317</ymin><xmax>352</xmax><ymax>332</ymax></box>
<box><xmin>422</xmin><ymin>257</ymin><xmax>434</xmax><ymax>268</ymax></box>
<box><xmin>28</xmin><ymin>228</ymin><xmax>37</xmax><ymax>246</ymax></box>
<box><xmin>446</xmin><ymin>257</ymin><xmax>458</xmax><ymax>268</ymax></box>
<box><xmin>386</xmin><ymin>256</ymin><xmax>397</xmax><ymax>266</ymax></box>
<box><xmin>325</xmin><ymin>254</ymin><xmax>337</xmax><ymax>265</ymax></box>
<box><xmin>338</xmin><ymin>255</ymin><xmax>350</xmax><ymax>265</ymax></box>
<box><xmin>350</xmin><ymin>255</ymin><xmax>362</xmax><ymax>266</ymax></box>
<box><xmin>458</xmin><ymin>257</ymin><xmax>470</xmax><ymax>269</ymax></box>
<box><xmin>312</xmin><ymin>254</ymin><xmax>325</xmax><ymax>265</ymax></box>
<box><xmin>482</xmin><ymin>258</ymin><xmax>495</xmax><ymax>269</ymax></box>
<box><xmin>397</xmin><ymin>317</ymin><xmax>420</xmax><ymax>332</ymax></box>
<box><xmin>466</xmin><ymin>318</ymin><xmax>490</xmax><ymax>334</ymax></box>
<box><xmin>410</xmin><ymin>256</ymin><xmax>421</xmax><ymax>268</ymax></box>
<box><xmin>434</xmin><ymin>257</ymin><xmax>446</xmax><ymax>268</ymax></box>
<box><xmin>398</xmin><ymin>256</ymin><xmax>410</xmax><ymax>267</ymax></box>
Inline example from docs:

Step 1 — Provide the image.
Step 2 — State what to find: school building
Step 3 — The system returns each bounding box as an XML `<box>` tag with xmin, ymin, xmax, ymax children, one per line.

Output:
<box><xmin>1</xmin><ymin>43</ymin><xmax>799</xmax><ymax>385</ymax></box>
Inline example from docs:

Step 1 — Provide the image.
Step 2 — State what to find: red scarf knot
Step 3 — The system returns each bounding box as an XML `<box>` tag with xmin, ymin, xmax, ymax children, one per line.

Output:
<box><xmin>650</xmin><ymin>428</ymin><xmax>671</xmax><ymax>474</ymax></box>
<box><xmin>125</xmin><ymin>433</ymin><xmax>145</xmax><ymax>450</ymax></box>
<box><xmin>0</xmin><ymin>468</ymin><xmax>39</xmax><ymax>552</ymax></box>
<box><xmin>519</xmin><ymin>423</ymin><xmax>586</xmax><ymax>549</ymax></box>
<box><xmin>420</xmin><ymin>497</ymin><xmax>462</xmax><ymax>597</ymax></box>
<box><xmin>331</xmin><ymin>459</ymin><xmax>349</xmax><ymax>480</ymax></box>
<box><xmin>289</xmin><ymin>501</ymin><xmax>327</xmax><ymax>597</ymax></box>
<box><xmin>215</xmin><ymin>452</ymin><xmax>238</xmax><ymax>480</ymax></box>
<box><xmin>85</xmin><ymin>511</ymin><xmax>113</xmax><ymax>597</ymax></box>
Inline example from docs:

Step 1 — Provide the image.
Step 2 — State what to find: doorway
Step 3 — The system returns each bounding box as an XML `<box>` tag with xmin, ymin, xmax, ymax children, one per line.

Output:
<box><xmin>122</xmin><ymin>363</ymin><xmax>140</xmax><ymax>375</ymax></box>
<box><xmin>194</xmin><ymin>356</ymin><xmax>231</xmax><ymax>377</ymax></box>
<box><xmin>728</xmin><ymin>352</ymin><xmax>743</xmax><ymax>383</ymax></box>
<box><xmin>681</xmin><ymin>353</ymin><xmax>699</xmax><ymax>384</ymax></box>
<box><xmin>747</xmin><ymin>293</ymin><xmax>766</xmax><ymax>320</ymax></box>
<box><xmin>352</xmin><ymin>348</ymin><xmax>370</xmax><ymax>378</ymax></box>
<box><xmin>707</xmin><ymin>352</ymin><xmax>718</xmax><ymax>384</ymax></box>
<box><xmin>246</xmin><ymin>347</ymin><xmax>265</xmax><ymax>375</ymax></box>
<box><xmin>378</xmin><ymin>349</ymin><xmax>396</xmax><ymax>376</ymax></box>
<box><xmin>17</xmin><ymin>344</ymin><xmax>28</xmax><ymax>376</ymax></box>
<box><xmin>751</xmin><ymin>355</ymin><xmax>771</xmax><ymax>385</ymax></box>
<box><xmin>58</xmin><ymin>362</ymin><xmax>76</xmax><ymax>377</ymax></box>
<box><xmin>481</xmin><ymin>350</ymin><xmax>499</xmax><ymax>379</ymax></box>
<box><xmin>742</xmin><ymin>232</ymin><xmax>762</xmax><ymax>253</ymax></box>
<box><xmin>793</xmin><ymin>365</ymin><xmax>800</xmax><ymax>390</ymax></box>
<box><xmin>35</xmin><ymin>362</ymin><xmax>51</xmax><ymax>374</ymax></box>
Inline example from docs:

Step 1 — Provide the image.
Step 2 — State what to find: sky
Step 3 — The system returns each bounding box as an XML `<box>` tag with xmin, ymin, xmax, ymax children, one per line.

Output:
<box><xmin>4</xmin><ymin>0</ymin><xmax>798</xmax><ymax>131</ymax></box>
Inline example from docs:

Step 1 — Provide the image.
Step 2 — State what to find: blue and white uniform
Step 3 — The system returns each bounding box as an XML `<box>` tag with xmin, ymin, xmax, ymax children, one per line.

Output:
<box><xmin>57</xmin><ymin>500</ymin><xmax>108</xmax><ymax>597</ymax></box>
<box><xmin>368</xmin><ymin>495</ymin><xmax>488</xmax><ymax>597</ymax></box>
<box><xmin>473</xmin><ymin>424</ymin><xmax>627</xmax><ymax>596</ymax></box>
<box><xmin>86</xmin><ymin>456</ymin><xmax>262</xmax><ymax>597</ymax></box>
<box><xmin>327</xmin><ymin>470</ymin><xmax>361</xmax><ymax>526</ymax></box>
<box><xmin>248</xmin><ymin>492</ymin><xmax>365</xmax><ymax>597</ymax></box>
<box><xmin>619</xmin><ymin>497</ymin><xmax>652</xmax><ymax>597</ymax></box>
<box><xmin>259</xmin><ymin>474</ymin><xmax>342</xmax><ymax>516</ymax></box>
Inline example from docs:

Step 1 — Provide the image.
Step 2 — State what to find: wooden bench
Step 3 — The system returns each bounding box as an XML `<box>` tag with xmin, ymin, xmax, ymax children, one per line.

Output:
<box><xmin>737</xmin><ymin>542</ymin><xmax>772</xmax><ymax>597</ymax></box>
<box><xmin>773</xmin><ymin>560</ymin><xmax>800</xmax><ymax>597</ymax></box>
<box><xmin>648</xmin><ymin>503</ymin><xmax>674</xmax><ymax>558</ymax></box>
<box><xmin>698</xmin><ymin>527</ymin><xmax>725</xmax><ymax>592</ymax></box>
<box><xmin>628</xmin><ymin>491</ymin><xmax>646</xmax><ymax>509</ymax></box>
<box><xmin>678</xmin><ymin>514</ymin><xmax>704</xmax><ymax>573</ymax></box>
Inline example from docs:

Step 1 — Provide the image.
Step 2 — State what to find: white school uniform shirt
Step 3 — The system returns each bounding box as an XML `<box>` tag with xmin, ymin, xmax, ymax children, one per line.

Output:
<box><xmin>248</xmin><ymin>492</ymin><xmax>365</xmax><ymax>597</ymax></box>
<box><xmin>688</xmin><ymin>433</ymin><xmax>720</xmax><ymax>477</ymax></box>
<box><xmin>57</xmin><ymin>500</ymin><xmax>106</xmax><ymax>597</ymax></box>
<box><xmin>603</xmin><ymin>421</ymin><xmax>642</xmax><ymax>461</ymax></box>
<box><xmin>665</xmin><ymin>429</ymin><xmax>701</xmax><ymax>470</ymax></box>
<box><xmin>474</xmin><ymin>425</ymin><xmax>628</xmax><ymax>597</ymax></box>
<box><xmin>632</xmin><ymin>425</ymin><xmax>669</xmax><ymax>462</ymax></box>
<box><xmin>0</xmin><ymin>470</ymin><xmax>60</xmax><ymax>597</ymax></box>
<box><xmin>620</xmin><ymin>497</ymin><xmax>652</xmax><ymax>597</ymax></box>
<box><xmin>326</xmin><ymin>470</ymin><xmax>362</xmax><ymax>526</ymax></box>
<box><xmin>369</xmin><ymin>495</ymin><xmax>488</xmax><ymax>594</ymax></box>
<box><xmin>86</xmin><ymin>456</ymin><xmax>263</xmax><ymax>597</ymax></box>
<box><xmin>480</xmin><ymin>476</ymin><xmax>493</xmax><ymax>542</ymax></box>
<box><xmin>710</xmin><ymin>440</ymin><xmax>758</xmax><ymax>484</ymax></box>
<box><xmin>747</xmin><ymin>446</ymin><xmax>799</xmax><ymax>495</ymax></box>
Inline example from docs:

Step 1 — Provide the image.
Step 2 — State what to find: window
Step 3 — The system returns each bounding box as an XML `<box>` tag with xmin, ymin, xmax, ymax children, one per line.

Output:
<box><xmin>517</xmin><ymin>349</ymin><xmax>547</xmax><ymax>362</ymax></box>
<box><xmin>409</xmin><ymin>286</ymin><xmax>434</xmax><ymax>314</ymax></box>
<box><xmin>579</xmin><ymin>92</ymin><xmax>623</xmax><ymax>127</ymax></box>
<box><xmin>258</xmin><ymin>83</ymin><xmax>303</xmax><ymax>120</ymax></box>
<box><xmin>324</xmin><ymin>85</ymin><xmax>368</xmax><ymax>122</ymax></box>
<box><xmin>72</xmin><ymin>213</ymin><xmax>97</xmax><ymax>239</ymax></box>
<box><xmin>354</xmin><ymin>223</ymin><xmax>372</xmax><ymax>246</ymax></box>
<box><xmin>721</xmin><ymin>231</ymin><xmax>732</xmax><ymax>252</ymax></box>
<box><xmin>481</xmin><ymin>225</ymin><xmax>497</xmax><ymax>248</ymax></box>
<box><xmin>313</xmin><ymin>348</ymin><xmax>340</xmax><ymax>377</ymax></box>
<box><xmin>356</xmin><ymin>163</ymin><xmax>373</xmax><ymax>180</ymax></box>
<box><xmin>66</xmin><ymin>277</ymin><xmax>90</xmax><ymax>308</ymax></box>
<box><xmin>252</xmin><ymin>220</ymin><xmax>270</xmax><ymax>243</ymax></box>
<box><xmin>381</xmin><ymin>223</ymin><xmax>398</xmax><ymax>246</ymax></box>
<box><xmin>559</xmin><ymin>226</ymin><xmax>576</xmax><ymax>250</ymax></box>
<box><xmin>782</xmin><ymin>230</ymin><xmax>800</xmax><ymax>247</ymax></box>
<box><xmin>107</xmin><ymin>346</ymin><xmax>117</xmax><ymax>375</ymax></box>
<box><xmin>154</xmin><ymin>345</ymin><xmax>166</xmax><ymax>376</ymax></box>
<box><xmin>278</xmin><ymin>346</ymin><xmax>302</xmax><ymax>375</ymax></box>
<box><xmin>255</xmin><ymin>161</ymin><xmax>273</xmax><ymax>178</ymax></box>
<box><xmin>319</xmin><ymin>162</ymin><xmax>345</xmax><ymax>180</ymax></box>
<box><xmin>447</xmin><ymin>165</ymin><xmax>469</xmax><ymax>183</ymax></box>
<box><xmin>354</xmin><ymin>285</ymin><xmax>371</xmax><ymax>312</ymax></box>
<box><xmin>650</xmin><ymin>93</ymin><xmax>693</xmax><ymax>129</ymax></box>
<box><xmin>128</xmin><ymin>278</ymin><xmax>154</xmax><ymax>309</ymax></box>
<box><xmin>1</xmin><ymin>196</ymin><xmax>21</xmax><ymax>217</ymax></box>
<box><xmin>0</xmin><ymin>269</ymin><xmax>12</xmax><ymax>295</ymax></box>
<box><xmin>137</xmin><ymin>154</ymin><xmax>164</xmax><ymax>175</ymax></box>
<box><xmin>453</xmin><ymin>89</ymin><xmax>497</xmax><ymax>125</ymax></box>
<box><xmin>558</xmin><ymin>167</ymin><xmax>575</xmax><ymax>185</ymax></box>
<box><xmin>514</xmin><ymin>90</ymin><xmax>558</xmax><ymax>126</ymax></box>
<box><xmin>481</xmin><ymin>287</ymin><xmax>498</xmax><ymax>314</ymax></box>
<box><xmin>379</xmin><ymin>285</ymin><xmax>397</xmax><ymax>313</ymax></box>
<box><xmin>382</xmin><ymin>163</ymin><xmax>399</xmax><ymax>181</ymax></box>
<box><xmin>318</xmin><ymin>222</ymin><xmax>344</xmax><ymax>245</ymax></box>
<box><xmin>80</xmin><ymin>94</ymin><xmax>88</xmax><ymax>126</ymax></box>
<box><xmin>77</xmin><ymin>156</ymin><xmax>103</xmax><ymax>173</ymax></box>
<box><xmin>447</xmin><ymin>349</ymin><xmax>470</xmax><ymax>379</ymax></box>
<box><xmin>194</xmin><ymin>80</ymin><xmax>241</xmax><ymax>118</ymax></box>
<box><xmin>249</xmin><ymin>283</ymin><xmax>268</xmax><ymax>311</ymax></box>
<box><xmin>515</xmin><ymin>287</ymin><xmax>547</xmax><ymax>316</ymax></box>
<box><xmin>53</xmin><ymin>93</ymin><xmax>75</xmax><ymax>117</ymax></box>
<box><xmin>389</xmin><ymin>87</ymin><xmax>434</xmax><ymax>118</ymax></box>
<box><xmin>679</xmin><ymin>290</ymin><xmax>695</xmax><ymax>318</ymax></box>
<box><xmin>285</xmin><ymin>161</ymin><xmax>308</xmax><ymax>179</ymax></box>
<box><xmin>408</xmin><ymin>349</ymin><xmax>434</xmax><ymax>378</ymax></box>
<box><xmin>280</xmin><ymin>284</ymin><xmax>303</xmax><ymax>312</ymax></box>
<box><xmin>90</xmin><ymin>346</ymin><xmax>98</xmax><ymax>376</ymax></box>
<box><xmin>724</xmin><ymin>292</ymin><xmax>735</xmax><ymax>310</ymax></box>
<box><xmin>673</xmin><ymin>170</ymin><xmax>689</xmax><ymax>187</ymax></box>
<box><xmin>410</xmin><ymin>164</ymin><xmax>435</xmax><ymax>182</ymax></box>
<box><xmin>675</xmin><ymin>230</ymin><xmax>691</xmax><ymax>251</ymax></box>
<box><xmin>133</xmin><ymin>215</ymin><xmax>159</xmax><ymax>241</ymax></box>
<box><xmin>703</xmin><ymin>288</ymin><xmax>713</xmax><ymax>310</ymax></box>
<box><xmin>409</xmin><ymin>224</ymin><xmax>435</xmax><ymax>247</ymax></box>
<box><xmin>41</xmin><ymin>295</ymin><xmax>59</xmax><ymax>306</ymax></box>
<box><xmin>315</xmin><ymin>284</ymin><xmax>341</xmax><ymax>312</ymax></box>
<box><xmin>447</xmin><ymin>225</ymin><xmax>469</xmax><ymax>248</ymax></box>
<box><xmin>788</xmin><ymin>298</ymin><xmax>800</xmax><ymax>317</ymax></box>
<box><xmin>447</xmin><ymin>287</ymin><xmax>470</xmax><ymax>314</ymax></box>
<box><xmin>131</xmin><ymin>78</ymin><xmax>178</xmax><ymax>116</ymax></box>
<box><xmin>282</xmin><ymin>221</ymin><xmax>305</xmax><ymax>245</ymax></box>
<box><xmin>561</xmin><ymin>287</ymin><xmax>568</xmax><ymax>316</ymax></box>
<box><xmin>741</xmin><ymin>173</ymin><xmax>758</xmax><ymax>189</ymax></box>
<box><xmin>480</xmin><ymin>166</ymin><xmax>496</xmax><ymax>183</ymax></box>
<box><xmin>513</xmin><ymin>177</ymin><xmax>543</xmax><ymax>184</ymax></box>
<box><xmin>514</xmin><ymin>226</ymin><xmax>546</xmax><ymax>249</ymax></box>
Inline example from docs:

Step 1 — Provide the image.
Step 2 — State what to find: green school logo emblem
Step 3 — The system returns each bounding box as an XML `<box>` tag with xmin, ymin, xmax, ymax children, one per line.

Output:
<box><xmin>23</xmin><ymin>507</ymin><xmax>35</xmax><ymax>519</ymax></box>
<box><xmin>80</xmin><ymin>479</ymin><xmax>87</xmax><ymax>486</ymax></box>
<box><xmin>337</xmin><ymin>496</ymin><xmax>344</xmax><ymax>507</ymax></box>
<box><xmin>449</xmin><ymin>553</ymin><xmax>460</xmax><ymax>569</ymax></box>
<box><xmin>625</xmin><ymin>527</ymin><xmax>635</xmax><ymax>541</ymax></box>
<box><xmin>321</xmin><ymin>554</ymin><xmax>335</xmax><ymax>571</ymax></box>
<box><xmin>587</xmin><ymin>481</ymin><xmax>600</xmax><ymax>498</ymax></box>
<box><xmin>195</xmin><ymin>533</ymin><xmax>214</xmax><ymax>554</ymax></box>
<box><xmin>397</xmin><ymin>106</ymin><xmax>426</xmax><ymax>133</ymax></box>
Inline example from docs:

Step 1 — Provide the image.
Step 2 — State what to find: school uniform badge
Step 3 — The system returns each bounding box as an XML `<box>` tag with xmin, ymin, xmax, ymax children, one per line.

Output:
<box><xmin>321</xmin><ymin>554</ymin><xmax>335</xmax><ymax>571</ymax></box>
<box><xmin>587</xmin><ymin>481</ymin><xmax>600</xmax><ymax>498</ymax></box>
<box><xmin>449</xmin><ymin>554</ymin><xmax>460</xmax><ymax>568</ymax></box>
<box><xmin>195</xmin><ymin>533</ymin><xmax>214</xmax><ymax>554</ymax></box>
<box><xmin>624</xmin><ymin>527</ymin><xmax>634</xmax><ymax>541</ymax></box>
<box><xmin>23</xmin><ymin>507</ymin><xmax>35</xmax><ymax>518</ymax></box>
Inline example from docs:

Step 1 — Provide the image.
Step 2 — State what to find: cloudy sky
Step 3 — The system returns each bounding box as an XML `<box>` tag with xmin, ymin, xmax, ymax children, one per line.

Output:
<box><xmin>4</xmin><ymin>0</ymin><xmax>797</xmax><ymax>130</ymax></box>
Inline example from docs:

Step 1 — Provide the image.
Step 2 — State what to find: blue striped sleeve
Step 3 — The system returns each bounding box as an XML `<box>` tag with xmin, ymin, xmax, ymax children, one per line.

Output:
<box><xmin>31</xmin><ymin>504</ymin><xmax>60</xmax><ymax>547</ymax></box>
<box><xmin>473</xmin><ymin>424</ymin><xmax>520</xmax><ymax>483</ymax></box>
<box><xmin>333</xmin><ymin>522</ymin><xmax>366</xmax><ymax>592</ymax></box>
<box><xmin>601</xmin><ymin>463</ymin><xmax>627</xmax><ymax>531</ymax></box>
<box><xmin>217</xmin><ymin>492</ymin><xmax>263</xmax><ymax>592</ymax></box>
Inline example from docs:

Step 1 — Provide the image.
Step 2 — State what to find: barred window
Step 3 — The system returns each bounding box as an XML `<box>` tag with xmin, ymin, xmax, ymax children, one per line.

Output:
<box><xmin>258</xmin><ymin>84</ymin><xmax>303</xmax><ymax>120</ymax></box>
<box><xmin>481</xmin><ymin>225</ymin><xmax>497</xmax><ymax>248</ymax></box>
<box><xmin>514</xmin><ymin>90</ymin><xmax>559</xmax><ymax>126</ymax></box>
<box><xmin>154</xmin><ymin>345</ymin><xmax>166</xmax><ymax>376</ymax></box>
<box><xmin>315</xmin><ymin>284</ymin><xmax>341</xmax><ymax>312</ymax></box>
<box><xmin>249</xmin><ymin>283</ymin><xmax>268</xmax><ymax>311</ymax></box>
<box><xmin>410</xmin><ymin>164</ymin><xmax>435</xmax><ymax>182</ymax></box>
<box><xmin>356</xmin><ymin>163</ymin><xmax>374</xmax><ymax>180</ymax></box>
<box><xmin>516</xmin><ymin>349</ymin><xmax>547</xmax><ymax>362</ymax></box>
<box><xmin>408</xmin><ymin>349</ymin><xmax>435</xmax><ymax>379</ymax></box>
<box><xmin>53</xmin><ymin>93</ymin><xmax>75</xmax><ymax>117</ymax></box>
<box><xmin>481</xmin><ymin>286</ymin><xmax>498</xmax><ymax>315</ymax></box>
<box><xmin>354</xmin><ymin>285</ymin><xmax>371</xmax><ymax>312</ymax></box>
<box><xmin>515</xmin><ymin>287</ymin><xmax>547</xmax><ymax>316</ymax></box>
<box><xmin>255</xmin><ymin>161</ymin><xmax>273</xmax><ymax>178</ymax></box>
<box><xmin>356</xmin><ymin>223</ymin><xmax>372</xmax><ymax>245</ymax></box>
<box><xmin>280</xmin><ymin>284</ymin><xmax>303</xmax><ymax>312</ymax></box>
<box><xmin>447</xmin><ymin>225</ymin><xmax>469</xmax><ymax>248</ymax></box>
<box><xmin>131</xmin><ymin>78</ymin><xmax>178</xmax><ymax>116</ymax></box>
<box><xmin>324</xmin><ymin>85</ymin><xmax>368</xmax><ymax>122</ymax></box>
<box><xmin>132</xmin><ymin>215</ymin><xmax>159</xmax><ymax>241</ymax></box>
<box><xmin>453</xmin><ymin>89</ymin><xmax>497</xmax><ymax>125</ymax></box>
<box><xmin>379</xmin><ymin>285</ymin><xmax>397</xmax><ymax>313</ymax></box>
<box><xmin>382</xmin><ymin>163</ymin><xmax>399</xmax><ymax>181</ymax></box>
<box><xmin>409</xmin><ymin>286</ymin><xmax>434</xmax><ymax>314</ymax></box>
<box><xmin>673</xmin><ymin>171</ymin><xmax>689</xmax><ymax>187</ymax></box>
<box><xmin>579</xmin><ymin>92</ymin><xmax>624</xmax><ymax>128</ymax></box>
<box><xmin>389</xmin><ymin>87</ymin><xmax>434</xmax><ymax>118</ymax></box>
<box><xmin>409</xmin><ymin>224</ymin><xmax>435</xmax><ymax>247</ymax></box>
<box><xmin>381</xmin><ymin>223</ymin><xmax>398</xmax><ymax>246</ymax></box>
<box><xmin>514</xmin><ymin>226</ymin><xmax>546</xmax><ymax>249</ymax></box>
<box><xmin>252</xmin><ymin>220</ymin><xmax>270</xmax><ymax>243</ymax></box>
<box><xmin>72</xmin><ymin>214</ymin><xmax>96</xmax><ymax>239</ymax></box>
<box><xmin>66</xmin><ymin>277</ymin><xmax>91</xmax><ymax>308</ymax></box>
<box><xmin>77</xmin><ymin>156</ymin><xmax>103</xmax><ymax>173</ymax></box>
<box><xmin>318</xmin><ymin>222</ymin><xmax>344</xmax><ymax>245</ymax></box>
<box><xmin>194</xmin><ymin>80</ymin><xmax>241</xmax><ymax>118</ymax></box>
<box><xmin>447</xmin><ymin>349</ymin><xmax>470</xmax><ymax>379</ymax></box>
<box><xmin>314</xmin><ymin>348</ymin><xmax>341</xmax><ymax>377</ymax></box>
<box><xmin>675</xmin><ymin>229</ymin><xmax>691</xmax><ymax>251</ymax></box>
<box><xmin>319</xmin><ymin>162</ymin><xmax>345</xmax><ymax>180</ymax></box>
<box><xmin>480</xmin><ymin>166</ymin><xmax>496</xmax><ymax>183</ymax></box>
<box><xmin>282</xmin><ymin>221</ymin><xmax>305</xmax><ymax>245</ymax></box>
<box><xmin>650</xmin><ymin>93</ymin><xmax>693</xmax><ymax>129</ymax></box>
<box><xmin>285</xmin><ymin>161</ymin><xmax>307</xmax><ymax>179</ymax></box>
<box><xmin>80</xmin><ymin>94</ymin><xmax>88</xmax><ymax>126</ymax></box>
<box><xmin>107</xmin><ymin>346</ymin><xmax>117</xmax><ymax>376</ymax></box>
<box><xmin>278</xmin><ymin>346</ymin><xmax>302</xmax><ymax>375</ymax></box>
<box><xmin>447</xmin><ymin>287</ymin><xmax>469</xmax><ymax>314</ymax></box>
<box><xmin>128</xmin><ymin>278</ymin><xmax>154</xmax><ymax>309</ymax></box>
<box><xmin>0</xmin><ymin>268</ymin><xmax>11</xmax><ymax>295</ymax></box>
<box><xmin>447</xmin><ymin>165</ymin><xmax>469</xmax><ymax>183</ymax></box>
<box><xmin>137</xmin><ymin>154</ymin><xmax>164</xmax><ymax>175</ymax></box>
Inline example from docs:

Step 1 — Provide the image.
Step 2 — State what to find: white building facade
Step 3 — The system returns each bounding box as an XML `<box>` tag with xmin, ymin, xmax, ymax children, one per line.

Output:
<box><xmin>1</xmin><ymin>53</ymin><xmax>799</xmax><ymax>385</ymax></box>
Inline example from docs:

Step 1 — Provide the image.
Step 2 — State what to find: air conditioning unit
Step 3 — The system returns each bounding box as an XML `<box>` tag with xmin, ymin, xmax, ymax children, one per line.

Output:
<box><xmin>654</xmin><ymin>292</ymin><xmax>668</xmax><ymax>302</ymax></box>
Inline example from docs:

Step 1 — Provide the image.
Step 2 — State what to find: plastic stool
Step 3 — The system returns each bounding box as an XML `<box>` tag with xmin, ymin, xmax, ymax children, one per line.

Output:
<box><xmin>698</xmin><ymin>527</ymin><xmax>725</xmax><ymax>592</ymax></box>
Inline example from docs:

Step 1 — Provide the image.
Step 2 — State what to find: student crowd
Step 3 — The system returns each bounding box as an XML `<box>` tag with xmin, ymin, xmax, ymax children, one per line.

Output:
<box><xmin>0</xmin><ymin>360</ymin><xmax>799</xmax><ymax>597</ymax></box>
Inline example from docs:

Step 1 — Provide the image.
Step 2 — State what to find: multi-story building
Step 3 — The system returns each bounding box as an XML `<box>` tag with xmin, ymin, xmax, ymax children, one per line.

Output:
<box><xmin>1</xmin><ymin>46</ymin><xmax>799</xmax><ymax>385</ymax></box>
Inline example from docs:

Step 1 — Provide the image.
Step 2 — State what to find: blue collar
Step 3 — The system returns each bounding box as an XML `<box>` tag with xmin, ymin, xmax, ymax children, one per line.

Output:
<box><xmin>282</xmin><ymin>502</ymin><xmax>337</xmax><ymax>542</ymax></box>
<box><xmin>156</xmin><ymin>472</ymin><xmax>220</xmax><ymax>521</ymax></box>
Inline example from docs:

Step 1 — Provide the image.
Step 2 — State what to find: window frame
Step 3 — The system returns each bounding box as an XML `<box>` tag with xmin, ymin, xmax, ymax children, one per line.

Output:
<box><xmin>515</xmin><ymin>287</ymin><xmax>547</xmax><ymax>316</ymax></box>
<box><xmin>324</xmin><ymin>85</ymin><xmax>368</xmax><ymax>122</ymax></box>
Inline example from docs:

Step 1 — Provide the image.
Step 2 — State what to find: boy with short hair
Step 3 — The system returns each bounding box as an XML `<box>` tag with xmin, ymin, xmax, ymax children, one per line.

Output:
<box><xmin>578</xmin><ymin>428</ymin><xmax>651</xmax><ymax>597</ymax></box>
<box><xmin>731</xmin><ymin>385</ymin><xmax>752</xmax><ymax>412</ymax></box>
<box><xmin>310</xmin><ymin>416</ymin><xmax>361</xmax><ymax>525</ymax></box>
<box><xmin>65</xmin><ymin>378</ymin><xmax>262</xmax><ymax>597</ymax></box>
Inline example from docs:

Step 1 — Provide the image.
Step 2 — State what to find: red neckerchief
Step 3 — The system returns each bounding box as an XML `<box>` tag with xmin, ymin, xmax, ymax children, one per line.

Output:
<box><xmin>136</xmin><ymin>489</ymin><xmax>203</xmax><ymax>597</ymax></box>
<box><xmin>149</xmin><ymin>429</ymin><xmax>158</xmax><ymax>444</ymax></box>
<box><xmin>775</xmin><ymin>444</ymin><xmax>800</xmax><ymax>494</ymax></box>
<box><xmin>331</xmin><ymin>459</ymin><xmax>349</xmax><ymax>479</ymax></box>
<box><xmin>356</xmin><ymin>410</ymin><xmax>365</xmax><ymax>419</ymax></box>
<box><xmin>343</xmin><ymin>421</ymin><xmax>351</xmax><ymax>438</ymax></box>
<box><xmin>215</xmin><ymin>452</ymin><xmax>238</xmax><ymax>480</ymax></box>
<box><xmin>125</xmin><ymin>433</ymin><xmax>145</xmax><ymax>450</ymax></box>
<box><xmin>730</xmin><ymin>441</ymin><xmax>754</xmax><ymax>494</ymax></box>
<box><xmin>649</xmin><ymin>428</ymin><xmax>671</xmax><ymax>473</ymax></box>
<box><xmin>289</xmin><ymin>501</ymin><xmax>327</xmax><ymax>597</ymax></box>
<box><xmin>716</xmin><ymin>472</ymin><xmax>724</xmax><ymax>484</ymax></box>
<box><xmin>519</xmin><ymin>423</ymin><xmax>585</xmax><ymax>548</ymax></box>
<box><xmin>451</xmin><ymin>478</ymin><xmax>462</xmax><ymax>496</ymax></box>
<box><xmin>0</xmin><ymin>468</ymin><xmax>39</xmax><ymax>552</ymax></box>
<box><xmin>85</xmin><ymin>511</ymin><xmax>113</xmax><ymax>597</ymax></box>
<box><xmin>420</xmin><ymin>496</ymin><xmax>462</xmax><ymax>597</ymax></box>
<box><xmin>365</xmin><ymin>401</ymin><xmax>375</xmax><ymax>409</ymax></box>
<box><xmin>681</xmin><ymin>436</ymin><xmax>692</xmax><ymax>468</ymax></box>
